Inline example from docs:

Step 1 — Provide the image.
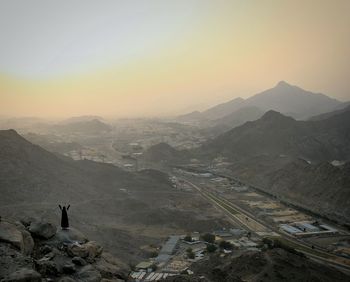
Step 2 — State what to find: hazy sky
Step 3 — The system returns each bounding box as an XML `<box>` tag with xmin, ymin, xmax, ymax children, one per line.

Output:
<box><xmin>1</xmin><ymin>0</ymin><xmax>349</xmax><ymax>118</ymax></box>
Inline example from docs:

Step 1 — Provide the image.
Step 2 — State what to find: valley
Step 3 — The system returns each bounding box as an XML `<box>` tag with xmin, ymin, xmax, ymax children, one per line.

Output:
<box><xmin>1</xmin><ymin>81</ymin><xmax>350</xmax><ymax>281</ymax></box>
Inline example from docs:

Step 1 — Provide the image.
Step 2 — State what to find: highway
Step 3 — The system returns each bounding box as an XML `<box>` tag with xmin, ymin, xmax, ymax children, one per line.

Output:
<box><xmin>180</xmin><ymin>176</ymin><xmax>350</xmax><ymax>274</ymax></box>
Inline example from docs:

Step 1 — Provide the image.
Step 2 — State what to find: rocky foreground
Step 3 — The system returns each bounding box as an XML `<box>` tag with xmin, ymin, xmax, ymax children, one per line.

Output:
<box><xmin>0</xmin><ymin>218</ymin><xmax>127</xmax><ymax>282</ymax></box>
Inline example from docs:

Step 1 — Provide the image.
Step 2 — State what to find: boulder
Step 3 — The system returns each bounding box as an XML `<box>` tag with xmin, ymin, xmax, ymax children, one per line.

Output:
<box><xmin>62</xmin><ymin>263</ymin><xmax>76</xmax><ymax>274</ymax></box>
<box><xmin>71</xmin><ymin>257</ymin><xmax>87</xmax><ymax>266</ymax></box>
<box><xmin>19</xmin><ymin>217</ymin><xmax>35</xmax><ymax>228</ymax></box>
<box><xmin>51</xmin><ymin>228</ymin><xmax>88</xmax><ymax>245</ymax></box>
<box><xmin>40</xmin><ymin>245</ymin><xmax>53</xmax><ymax>254</ymax></box>
<box><xmin>67</xmin><ymin>241</ymin><xmax>103</xmax><ymax>260</ymax></box>
<box><xmin>77</xmin><ymin>265</ymin><xmax>102</xmax><ymax>282</ymax></box>
<box><xmin>1</xmin><ymin>268</ymin><xmax>41</xmax><ymax>282</ymax></box>
<box><xmin>35</xmin><ymin>260</ymin><xmax>59</xmax><ymax>276</ymax></box>
<box><xmin>20</xmin><ymin>230</ymin><xmax>35</xmax><ymax>256</ymax></box>
<box><xmin>28</xmin><ymin>221</ymin><xmax>56</xmax><ymax>239</ymax></box>
<box><xmin>0</xmin><ymin>221</ymin><xmax>34</xmax><ymax>255</ymax></box>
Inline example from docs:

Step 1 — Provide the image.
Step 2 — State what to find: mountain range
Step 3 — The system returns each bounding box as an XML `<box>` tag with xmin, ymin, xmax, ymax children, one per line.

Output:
<box><xmin>202</xmin><ymin>106</ymin><xmax>350</xmax><ymax>162</ymax></box>
<box><xmin>52</xmin><ymin>119</ymin><xmax>112</xmax><ymax>134</ymax></box>
<box><xmin>148</xmin><ymin>106</ymin><xmax>350</xmax><ymax>224</ymax></box>
<box><xmin>178</xmin><ymin>81</ymin><xmax>347</xmax><ymax>127</ymax></box>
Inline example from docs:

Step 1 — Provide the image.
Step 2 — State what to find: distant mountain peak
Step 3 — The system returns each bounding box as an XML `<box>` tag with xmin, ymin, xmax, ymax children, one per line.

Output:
<box><xmin>275</xmin><ymin>80</ymin><xmax>293</xmax><ymax>88</ymax></box>
<box><xmin>0</xmin><ymin>129</ymin><xmax>21</xmax><ymax>138</ymax></box>
<box><xmin>261</xmin><ymin>110</ymin><xmax>294</xmax><ymax>122</ymax></box>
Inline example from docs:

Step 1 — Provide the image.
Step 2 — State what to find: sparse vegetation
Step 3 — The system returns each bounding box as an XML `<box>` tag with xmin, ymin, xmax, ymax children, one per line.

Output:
<box><xmin>184</xmin><ymin>235</ymin><xmax>193</xmax><ymax>242</ymax></box>
<box><xmin>201</xmin><ymin>233</ymin><xmax>215</xmax><ymax>244</ymax></box>
<box><xmin>219</xmin><ymin>240</ymin><xmax>233</xmax><ymax>250</ymax></box>
<box><xmin>206</xmin><ymin>244</ymin><xmax>217</xmax><ymax>253</ymax></box>
<box><xmin>263</xmin><ymin>238</ymin><xmax>306</xmax><ymax>258</ymax></box>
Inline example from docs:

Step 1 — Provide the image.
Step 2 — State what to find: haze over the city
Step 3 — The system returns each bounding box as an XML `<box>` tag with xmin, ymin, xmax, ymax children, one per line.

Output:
<box><xmin>1</xmin><ymin>0</ymin><xmax>350</xmax><ymax>118</ymax></box>
<box><xmin>1</xmin><ymin>1</ymin><xmax>350</xmax><ymax>281</ymax></box>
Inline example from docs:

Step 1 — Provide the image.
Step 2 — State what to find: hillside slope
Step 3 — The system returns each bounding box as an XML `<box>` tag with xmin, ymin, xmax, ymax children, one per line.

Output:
<box><xmin>202</xmin><ymin>108</ymin><xmax>350</xmax><ymax>162</ymax></box>
<box><xmin>0</xmin><ymin>130</ymin><xmax>230</xmax><ymax>262</ymax></box>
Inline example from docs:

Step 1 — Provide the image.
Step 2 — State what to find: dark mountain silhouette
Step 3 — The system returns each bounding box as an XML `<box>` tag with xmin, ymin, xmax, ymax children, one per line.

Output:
<box><xmin>202</xmin><ymin>107</ymin><xmax>350</xmax><ymax>162</ymax></box>
<box><xmin>309</xmin><ymin>105</ymin><xmax>350</xmax><ymax>121</ymax></box>
<box><xmin>0</xmin><ymin>129</ymin><xmax>140</xmax><ymax>205</ymax></box>
<box><xmin>214</xmin><ymin>106</ymin><xmax>264</xmax><ymax>127</ymax></box>
<box><xmin>143</xmin><ymin>142</ymin><xmax>187</xmax><ymax>165</ymax></box>
<box><xmin>53</xmin><ymin>119</ymin><xmax>112</xmax><ymax>134</ymax></box>
<box><xmin>242</xmin><ymin>81</ymin><xmax>342</xmax><ymax>119</ymax></box>
<box><xmin>176</xmin><ymin>111</ymin><xmax>203</xmax><ymax>121</ymax></box>
<box><xmin>179</xmin><ymin>81</ymin><xmax>342</xmax><ymax>122</ymax></box>
<box><xmin>200</xmin><ymin>97</ymin><xmax>246</xmax><ymax>120</ymax></box>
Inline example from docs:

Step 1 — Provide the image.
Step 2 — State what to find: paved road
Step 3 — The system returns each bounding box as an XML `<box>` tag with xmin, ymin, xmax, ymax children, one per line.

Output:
<box><xmin>181</xmin><ymin>176</ymin><xmax>350</xmax><ymax>274</ymax></box>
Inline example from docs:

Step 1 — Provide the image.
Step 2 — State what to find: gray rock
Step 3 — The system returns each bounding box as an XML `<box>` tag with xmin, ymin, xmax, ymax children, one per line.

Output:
<box><xmin>19</xmin><ymin>217</ymin><xmax>35</xmax><ymax>228</ymax></box>
<box><xmin>0</xmin><ymin>244</ymin><xmax>33</xmax><ymax>279</ymax></box>
<box><xmin>20</xmin><ymin>230</ymin><xmax>34</xmax><ymax>256</ymax></box>
<box><xmin>28</xmin><ymin>221</ymin><xmax>56</xmax><ymax>239</ymax></box>
<box><xmin>58</xmin><ymin>277</ymin><xmax>77</xmax><ymax>282</ymax></box>
<box><xmin>67</xmin><ymin>241</ymin><xmax>103</xmax><ymax>260</ymax></box>
<box><xmin>1</xmin><ymin>268</ymin><xmax>41</xmax><ymax>282</ymax></box>
<box><xmin>35</xmin><ymin>260</ymin><xmax>59</xmax><ymax>276</ymax></box>
<box><xmin>62</xmin><ymin>263</ymin><xmax>76</xmax><ymax>274</ymax></box>
<box><xmin>77</xmin><ymin>265</ymin><xmax>101</xmax><ymax>282</ymax></box>
<box><xmin>40</xmin><ymin>245</ymin><xmax>53</xmax><ymax>255</ymax></box>
<box><xmin>0</xmin><ymin>221</ymin><xmax>34</xmax><ymax>255</ymax></box>
<box><xmin>71</xmin><ymin>257</ymin><xmax>87</xmax><ymax>266</ymax></box>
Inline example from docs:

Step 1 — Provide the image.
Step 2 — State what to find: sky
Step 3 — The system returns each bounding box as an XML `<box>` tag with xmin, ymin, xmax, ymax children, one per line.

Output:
<box><xmin>1</xmin><ymin>0</ymin><xmax>349</xmax><ymax>118</ymax></box>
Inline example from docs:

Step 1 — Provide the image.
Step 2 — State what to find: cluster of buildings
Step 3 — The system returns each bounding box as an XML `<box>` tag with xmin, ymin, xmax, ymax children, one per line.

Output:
<box><xmin>280</xmin><ymin>221</ymin><xmax>338</xmax><ymax>237</ymax></box>
<box><xmin>128</xmin><ymin>228</ymin><xmax>262</xmax><ymax>282</ymax></box>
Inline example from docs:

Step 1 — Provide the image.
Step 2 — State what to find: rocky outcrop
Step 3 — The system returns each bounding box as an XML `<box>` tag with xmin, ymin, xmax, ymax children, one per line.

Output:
<box><xmin>28</xmin><ymin>221</ymin><xmax>57</xmax><ymax>239</ymax></box>
<box><xmin>67</xmin><ymin>241</ymin><xmax>103</xmax><ymax>261</ymax></box>
<box><xmin>0</xmin><ymin>218</ymin><xmax>127</xmax><ymax>282</ymax></box>
<box><xmin>1</xmin><ymin>268</ymin><xmax>41</xmax><ymax>282</ymax></box>
<box><xmin>0</xmin><ymin>221</ymin><xmax>34</xmax><ymax>255</ymax></box>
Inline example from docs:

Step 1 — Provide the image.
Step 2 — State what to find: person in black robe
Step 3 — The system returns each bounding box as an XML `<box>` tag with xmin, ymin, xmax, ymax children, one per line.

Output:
<box><xmin>59</xmin><ymin>204</ymin><xmax>70</xmax><ymax>229</ymax></box>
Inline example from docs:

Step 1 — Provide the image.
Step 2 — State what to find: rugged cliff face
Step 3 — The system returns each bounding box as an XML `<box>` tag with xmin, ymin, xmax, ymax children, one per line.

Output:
<box><xmin>0</xmin><ymin>217</ymin><xmax>127</xmax><ymax>282</ymax></box>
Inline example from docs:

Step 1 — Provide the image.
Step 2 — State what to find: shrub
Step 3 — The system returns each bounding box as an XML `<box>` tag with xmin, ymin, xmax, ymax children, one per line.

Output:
<box><xmin>206</xmin><ymin>244</ymin><xmax>217</xmax><ymax>253</ymax></box>
<box><xmin>201</xmin><ymin>233</ymin><xmax>215</xmax><ymax>244</ymax></box>
<box><xmin>219</xmin><ymin>240</ymin><xmax>233</xmax><ymax>250</ymax></box>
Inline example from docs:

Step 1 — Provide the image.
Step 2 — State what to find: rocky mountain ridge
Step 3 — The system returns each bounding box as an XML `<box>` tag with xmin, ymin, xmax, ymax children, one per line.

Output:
<box><xmin>178</xmin><ymin>81</ymin><xmax>346</xmax><ymax>123</ymax></box>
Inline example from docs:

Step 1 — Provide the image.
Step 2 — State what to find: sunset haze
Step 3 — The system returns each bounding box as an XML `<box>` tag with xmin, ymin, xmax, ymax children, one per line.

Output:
<box><xmin>1</xmin><ymin>0</ymin><xmax>349</xmax><ymax>118</ymax></box>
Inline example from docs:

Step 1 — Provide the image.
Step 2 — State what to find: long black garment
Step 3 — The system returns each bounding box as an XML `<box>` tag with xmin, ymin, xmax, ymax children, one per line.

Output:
<box><xmin>59</xmin><ymin>205</ymin><xmax>70</xmax><ymax>229</ymax></box>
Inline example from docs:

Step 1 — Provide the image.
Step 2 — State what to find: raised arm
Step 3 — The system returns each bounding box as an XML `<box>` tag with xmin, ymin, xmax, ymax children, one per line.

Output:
<box><xmin>67</xmin><ymin>205</ymin><xmax>70</xmax><ymax>210</ymax></box>
<box><xmin>59</xmin><ymin>205</ymin><xmax>62</xmax><ymax>211</ymax></box>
